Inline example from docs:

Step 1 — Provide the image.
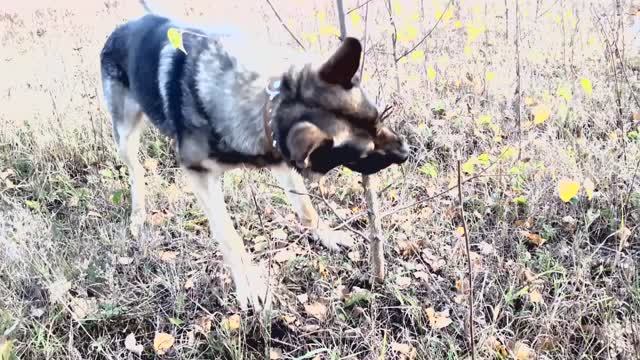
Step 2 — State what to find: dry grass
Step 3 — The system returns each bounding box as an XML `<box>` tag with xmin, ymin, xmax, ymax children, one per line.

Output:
<box><xmin>1</xmin><ymin>0</ymin><xmax>639</xmax><ymax>359</ymax></box>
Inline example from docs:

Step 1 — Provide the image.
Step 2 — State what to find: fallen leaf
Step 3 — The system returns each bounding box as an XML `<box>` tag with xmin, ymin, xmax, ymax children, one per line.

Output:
<box><xmin>143</xmin><ymin>158</ymin><xmax>159</xmax><ymax>172</ymax></box>
<box><xmin>558</xmin><ymin>178</ymin><xmax>580</xmax><ymax>202</ymax></box>
<box><xmin>583</xmin><ymin>178</ymin><xmax>595</xmax><ymax>200</ymax></box>
<box><xmin>425</xmin><ymin>307</ymin><xmax>453</xmax><ymax>329</ymax></box>
<box><xmin>70</xmin><ymin>297</ymin><xmax>98</xmax><ymax>320</ymax></box>
<box><xmin>194</xmin><ymin>316</ymin><xmax>212</xmax><ymax>335</ymax></box>
<box><xmin>477</xmin><ymin>241</ymin><xmax>496</xmax><ymax>255</ymax></box>
<box><xmin>347</xmin><ymin>251</ymin><xmax>361</xmax><ymax>262</ymax></box>
<box><xmin>395</xmin><ymin>276</ymin><xmax>412</xmax><ymax>288</ymax></box>
<box><xmin>454</xmin><ymin>226</ymin><xmax>465</xmax><ymax>237</ymax></box>
<box><xmin>633</xmin><ymin>112</ymin><xmax>640</xmax><ymax>121</ymax></box>
<box><xmin>616</xmin><ymin>226</ymin><xmax>632</xmax><ymax>248</ymax></box>
<box><xmin>532</xmin><ymin>104</ymin><xmax>551</xmax><ymax>124</ymax></box>
<box><xmin>296</xmin><ymin>293</ymin><xmax>309</xmax><ymax>304</ymax></box>
<box><xmin>397</xmin><ymin>240</ymin><xmax>421</xmax><ymax>257</ymax></box>
<box><xmin>271</xmin><ymin>229</ymin><xmax>288</xmax><ymax>241</ymax></box>
<box><xmin>273</xmin><ymin>249</ymin><xmax>296</xmax><ymax>263</ymax></box>
<box><xmin>413</xmin><ymin>271</ymin><xmax>429</xmax><ymax>281</ymax></box>
<box><xmin>529</xmin><ymin>289</ymin><xmax>544</xmax><ymax>304</ymax></box>
<box><xmin>118</xmin><ymin>257</ymin><xmax>134</xmax><ymax>265</ymax></box>
<box><xmin>514</xmin><ymin>341</ymin><xmax>534</xmax><ymax>360</ymax></box>
<box><xmin>48</xmin><ymin>278</ymin><xmax>71</xmax><ymax>304</ymax></box>
<box><xmin>125</xmin><ymin>333</ymin><xmax>144</xmax><ymax>356</ymax></box>
<box><xmin>520</xmin><ymin>231</ymin><xmax>547</xmax><ymax>246</ymax></box>
<box><xmin>270</xmin><ymin>348</ymin><xmax>283</xmax><ymax>359</ymax></box>
<box><xmin>153</xmin><ymin>332</ymin><xmax>174</xmax><ymax>355</ymax></box>
<box><xmin>304</xmin><ymin>302</ymin><xmax>328</xmax><ymax>321</ymax></box>
<box><xmin>158</xmin><ymin>251</ymin><xmax>178</xmax><ymax>263</ymax></box>
<box><xmin>150</xmin><ymin>211</ymin><xmax>172</xmax><ymax>226</ymax></box>
<box><xmin>184</xmin><ymin>277</ymin><xmax>195</xmax><ymax>290</ymax></box>
<box><xmin>221</xmin><ymin>314</ymin><xmax>241</xmax><ymax>331</ymax></box>
<box><xmin>390</xmin><ymin>342</ymin><xmax>414</xmax><ymax>356</ymax></box>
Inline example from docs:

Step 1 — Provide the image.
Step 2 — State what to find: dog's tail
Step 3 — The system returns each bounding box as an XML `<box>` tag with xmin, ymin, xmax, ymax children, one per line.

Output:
<box><xmin>139</xmin><ymin>0</ymin><xmax>154</xmax><ymax>13</ymax></box>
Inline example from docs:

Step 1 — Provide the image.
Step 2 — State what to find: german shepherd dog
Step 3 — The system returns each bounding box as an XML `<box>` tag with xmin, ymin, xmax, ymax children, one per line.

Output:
<box><xmin>100</xmin><ymin>4</ymin><xmax>408</xmax><ymax>311</ymax></box>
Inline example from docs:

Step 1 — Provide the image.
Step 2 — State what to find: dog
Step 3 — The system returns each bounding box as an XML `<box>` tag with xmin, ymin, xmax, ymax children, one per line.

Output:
<box><xmin>100</xmin><ymin>4</ymin><xmax>409</xmax><ymax>311</ymax></box>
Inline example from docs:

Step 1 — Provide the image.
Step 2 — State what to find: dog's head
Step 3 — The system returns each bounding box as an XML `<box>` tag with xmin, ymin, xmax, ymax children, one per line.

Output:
<box><xmin>273</xmin><ymin>37</ymin><xmax>409</xmax><ymax>176</ymax></box>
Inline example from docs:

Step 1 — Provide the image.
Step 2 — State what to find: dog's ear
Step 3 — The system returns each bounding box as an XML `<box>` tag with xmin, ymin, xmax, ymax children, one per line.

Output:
<box><xmin>286</xmin><ymin>122</ymin><xmax>334</xmax><ymax>169</ymax></box>
<box><xmin>318</xmin><ymin>37</ymin><xmax>362</xmax><ymax>87</ymax></box>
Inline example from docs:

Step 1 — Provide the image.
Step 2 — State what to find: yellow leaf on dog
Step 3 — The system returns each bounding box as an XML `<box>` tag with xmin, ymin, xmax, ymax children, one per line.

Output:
<box><xmin>167</xmin><ymin>28</ymin><xmax>187</xmax><ymax>54</ymax></box>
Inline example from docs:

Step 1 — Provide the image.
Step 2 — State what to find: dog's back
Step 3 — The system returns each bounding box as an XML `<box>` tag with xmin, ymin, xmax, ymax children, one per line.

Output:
<box><xmin>101</xmin><ymin>14</ymin><xmax>181</xmax><ymax>136</ymax></box>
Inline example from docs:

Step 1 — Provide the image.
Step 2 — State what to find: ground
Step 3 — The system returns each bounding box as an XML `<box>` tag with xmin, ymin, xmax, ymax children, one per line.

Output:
<box><xmin>0</xmin><ymin>0</ymin><xmax>639</xmax><ymax>359</ymax></box>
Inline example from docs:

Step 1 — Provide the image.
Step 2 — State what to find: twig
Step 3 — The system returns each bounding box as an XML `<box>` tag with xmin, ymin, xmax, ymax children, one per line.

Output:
<box><xmin>337</xmin><ymin>0</ymin><xmax>347</xmax><ymax>41</ymax></box>
<box><xmin>347</xmin><ymin>0</ymin><xmax>377</xmax><ymax>15</ymax></box>
<box><xmin>261</xmin><ymin>183</ymin><xmax>370</xmax><ymax>242</ymax></box>
<box><xmin>395</xmin><ymin>0</ymin><xmax>453</xmax><ymax>62</ymax></box>
<box><xmin>363</xmin><ymin>175</ymin><xmax>385</xmax><ymax>283</ymax></box>
<box><xmin>264</xmin><ymin>0</ymin><xmax>306</xmax><ymax>50</ymax></box>
<box><xmin>457</xmin><ymin>160</ymin><xmax>476</xmax><ymax>360</ymax></box>
<box><xmin>333</xmin><ymin>148</ymin><xmax>514</xmax><ymax>230</ymax></box>
<box><xmin>515</xmin><ymin>0</ymin><xmax>523</xmax><ymax>160</ymax></box>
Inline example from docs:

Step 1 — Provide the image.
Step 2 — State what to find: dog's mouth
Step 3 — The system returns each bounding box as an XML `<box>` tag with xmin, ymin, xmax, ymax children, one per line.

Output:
<box><xmin>297</xmin><ymin>131</ymin><xmax>409</xmax><ymax>176</ymax></box>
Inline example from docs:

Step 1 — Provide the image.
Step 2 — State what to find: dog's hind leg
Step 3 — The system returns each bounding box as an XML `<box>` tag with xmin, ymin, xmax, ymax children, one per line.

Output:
<box><xmin>270</xmin><ymin>164</ymin><xmax>354</xmax><ymax>251</ymax></box>
<box><xmin>183</xmin><ymin>166</ymin><xmax>271</xmax><ymax>312</ymax></box>
<box><xmin>103</xmin><ymin>79</ymin><xmax>147</xmax><ymax>238</ymax></box>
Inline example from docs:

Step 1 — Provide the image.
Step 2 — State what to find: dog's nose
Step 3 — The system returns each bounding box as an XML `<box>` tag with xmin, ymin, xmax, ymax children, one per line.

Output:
<box><xmin>394</xmin><ymin>141</ymin><xmax>410</xmax><ymax>163</ymax></box>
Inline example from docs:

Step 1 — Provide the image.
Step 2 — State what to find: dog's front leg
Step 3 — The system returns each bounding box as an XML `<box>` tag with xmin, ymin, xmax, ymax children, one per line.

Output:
<box><xmin>184</xmin><ymin>168</ymin><xmax>271</xmax><ymax>311</ymax></box>
<box><xmin>270</xmin><ymin>164</ymin><xmax>354</xmax><ymax>251</ymax></box>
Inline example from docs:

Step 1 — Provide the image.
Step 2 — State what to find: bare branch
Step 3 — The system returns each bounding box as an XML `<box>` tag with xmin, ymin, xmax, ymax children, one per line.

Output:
<box><xmin>395</xmin><ymin>0</ymin><xmax>453</xmax><ymax>62</ymax></box>
<box><xmin>264</xmin><ymin>0</ymin><xmax>306</xmax><ymax>50</ymax></box>
<box><xmin>457</xmin><ymin>160</ymin><xmax>476</xmax><ymax>360</ymax></box>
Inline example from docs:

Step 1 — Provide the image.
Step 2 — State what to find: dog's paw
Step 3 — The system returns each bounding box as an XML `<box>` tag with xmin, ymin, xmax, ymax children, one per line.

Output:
<box><xmin>312</xmin><ymin>226</ymin><xmax>355</xmax><ymax>251</ymax></box>
<box><xmin>232</xmin><ymin>263</ymin><xmax>272</xmax><ymax>313</ymax></box>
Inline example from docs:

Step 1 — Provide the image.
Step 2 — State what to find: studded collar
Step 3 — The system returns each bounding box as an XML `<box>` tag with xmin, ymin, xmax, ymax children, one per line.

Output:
<box><xmin>263</xmin><ymin>78</ymin><xmax>281</xmax><ymax>156</ymax></box>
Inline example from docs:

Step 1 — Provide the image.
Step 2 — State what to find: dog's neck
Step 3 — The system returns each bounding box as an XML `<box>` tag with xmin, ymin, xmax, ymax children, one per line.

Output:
<box><xmin>262</xmin><ymin>78</ymin><xmax>282</xmax><ymax>156</ymax></box>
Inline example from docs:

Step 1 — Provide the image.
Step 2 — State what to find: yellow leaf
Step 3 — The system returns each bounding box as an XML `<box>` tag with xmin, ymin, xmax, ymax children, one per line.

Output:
<box><xmin>454</xmin><ymin>227</ymin><xmax>465</xmax><ymax>237</ymax></box>
<box><xmin>221</xmin><ymin>314</ymin><xmax>241</xmax><ymax>331</ymax></box>
<box><xmin>397</xmin><ymin>25</ymin><xmax>419</xmax><ymax>43</ymax></box>
<box><xmin>485</xmin><ymin>71</ymin><xmax>496</xmax><ymax>82</ymax></box>
<box><xmin>524</xmin><ymin>96</ymin><xmax>535</xmax><ymax>106</ymax></box>
<box><xmin>349</xmin><ymin>12</ymin><xmax>362</xmax><ymax>28</ymax></box>
<box><xmin>462</xmin><ymin>158</ymin><xmax>478</xmax><ymax>174</ymax></box>
<box><xmin>477</xmin><ymin>114</ymin><xmax>492</xmax><ymax>125</ymax></box>
<box><xmin>532</xmin><ymin>104</ymin><xmax>551</xmax><ymax>124</ymax></box>
<box><xmin>580</xmin><ymin>78</ymin><xmax>593</xmax><ymax>96</ymax></box>
<box><xmin>529</xmin><ymin>289</ymin><xmax>543</xmax><ymax>304</ymax></box>
<box><xmin>514</xmin><ymin>341</ymin><xmax>534</xmax><ymax>360</ymax></box>
<box><xmin>304</xmin><ymin>302</ymin><xmax>328</xmax><ymax>321</ymax></box>
<box><xmin>319</xmin><ymin>25</ymin><xmax>340</xmax><ymax>37</ymax></box>
<box><xmin>520</xmin><ymin>231</ymin><xmax>546</xmax><ymax>246</ymax></box>
<box><xmin>425</xmin><ymin>307</ymin><xmax>453</xmax><ymax>329</ymax></box>
<box><xmin>316</xmin><ymin>11</ymin><xmax>326</xmax><ymax>22</ymax></box>
<box><xmin>558</xmin><ymin>178</ymin><xmax>580</xmax><ymax>202</ymax></box>
<box><xmin>466</xmin><ymin>23</ymin><xmax>485</xmax><ymax>43</ymax></box>
<box><xmin>167</xmin><ymin>28</ymin><xmax>187</xmax><ymax>54</ymax></box>
<box><xmin>556</xmin><ymin>84</ymin><xmax>572</xmax><ymax>102</ymax></box>
<box><xmin>453</xmin><ymin>20</ymin><xmax>463</xmax><ymax>28</ymax></box>
<box><xmin>583</xmin><ymin>178</ymin><xmax>595</xmax><ymax>200</ymax></box>
<box><xmin>426</xmin><ymin>65</ymin><xmax>437</xmax><ymax>81</ymax></box>
<box><xmin>0</xmin><ymin>339</ymin><xmax>15</xmax><ymax>360</ymax></box>
<box><xmin>409</xmin><ymin>49</ymin><xmax>425</xmax><ymax>63</ymax></box>
<box><xmin>435</xmin><ymin>7</ymin><xmax>454</xmax><ymax>21</ymax></box>
<box><xmin>502</xmin><ymin>146</ymin><xmax>518</xmax><ymax>160</ymax></box>
<box><xmin>153</xmin><ymin>332</ymin><xmax>175</xmax><ymax>355</ymax></box>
